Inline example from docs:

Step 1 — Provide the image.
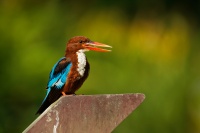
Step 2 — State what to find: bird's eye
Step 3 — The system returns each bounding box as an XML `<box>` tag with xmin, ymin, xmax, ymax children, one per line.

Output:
<box><xmin>79</xmin><ymin>40</ymin><xmax>83</xmax><ymax>43</ymax></box>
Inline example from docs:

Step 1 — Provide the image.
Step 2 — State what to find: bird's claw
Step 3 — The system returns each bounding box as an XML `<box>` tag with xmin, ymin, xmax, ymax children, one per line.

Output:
<box><xmin>62</xmin><ymin>92</ymin><xmax>66</xmax><ymax>96</ymax></box>
<box><xmin>62</xmin><ymin>92</ymin><xmax>76</xmax><ymax>96</ymax></box>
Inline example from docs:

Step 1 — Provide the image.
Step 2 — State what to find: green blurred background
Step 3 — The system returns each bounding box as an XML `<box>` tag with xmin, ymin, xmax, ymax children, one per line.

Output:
<box><xmin>0</xmin><ymin>0</ymin><xmax>200</xmax><ymax>132</ymax></box>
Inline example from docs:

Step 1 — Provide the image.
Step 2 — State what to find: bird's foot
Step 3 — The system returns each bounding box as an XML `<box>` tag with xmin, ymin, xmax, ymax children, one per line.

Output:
<box><xmin>61</xmin><ymin>92</ymin><xmax>76</xmax><ymax>96</ymax></box>
<box><xmin>62</xmin><ymin>92</ymin><xmax>66</xmax><ymax>96</ymax></box>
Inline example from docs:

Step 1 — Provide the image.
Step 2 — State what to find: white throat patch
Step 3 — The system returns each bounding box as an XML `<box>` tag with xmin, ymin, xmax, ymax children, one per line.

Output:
<box><xmin>76</xmin><ymin>49</ymin><xmax>87</xmax><ymax>77</ymax></box>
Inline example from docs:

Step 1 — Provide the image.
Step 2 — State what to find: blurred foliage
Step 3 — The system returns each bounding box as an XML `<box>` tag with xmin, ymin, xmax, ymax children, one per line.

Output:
<box><xmin>0</xmin><ymin>0</ymin><xmax>200</xmax><ymax>132</ymax></box>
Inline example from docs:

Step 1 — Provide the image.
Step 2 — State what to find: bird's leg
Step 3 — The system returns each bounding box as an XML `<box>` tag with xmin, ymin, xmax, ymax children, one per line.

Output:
<box><xmin>62</xmin><ymin>92</ymin><xmax>66</xmax><ymax>96</ymax></box>
<box><xmin>62</xmin><ymin>92</ymin><xmax>76</xmax><ymax>96</ymax></box>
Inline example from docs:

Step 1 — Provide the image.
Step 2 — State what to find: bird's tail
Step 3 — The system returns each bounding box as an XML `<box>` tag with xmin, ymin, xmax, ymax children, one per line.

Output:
<box><xmin>36</xmin><ymin>88</ymin><xmax>63</xmax><ymax>115</ymax></box>
<box><xmin>36</xmin><ymin>98</ymin><xmax>51</xmax><ymax>115</ymax></box>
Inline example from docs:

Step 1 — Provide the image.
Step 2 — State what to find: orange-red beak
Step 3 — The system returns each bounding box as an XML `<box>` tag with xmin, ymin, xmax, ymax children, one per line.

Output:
<box><xmin>83</xmin><ymin>41</ymin><xmax>112</xmax><ymax>52</ymax></box>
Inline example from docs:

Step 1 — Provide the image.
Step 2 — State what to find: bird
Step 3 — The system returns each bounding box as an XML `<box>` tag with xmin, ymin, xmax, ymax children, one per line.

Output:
<box><xmin>36</xmin><ymin>36</ymin><xmax>112</xmax><ymax>114</ymax></box>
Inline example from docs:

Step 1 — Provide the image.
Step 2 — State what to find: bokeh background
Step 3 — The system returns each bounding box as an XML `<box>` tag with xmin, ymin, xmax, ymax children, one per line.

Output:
<box><xmin>1</xmin><ymin>0</ymin><xmax>200</xmax><ymax>132</ymax></box>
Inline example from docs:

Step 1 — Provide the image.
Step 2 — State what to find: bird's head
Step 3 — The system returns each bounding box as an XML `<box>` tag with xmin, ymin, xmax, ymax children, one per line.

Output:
<box><xmin>66</xmin><ymin>36</ymin><xmax>112</xmax><ymax>54</ymax></box>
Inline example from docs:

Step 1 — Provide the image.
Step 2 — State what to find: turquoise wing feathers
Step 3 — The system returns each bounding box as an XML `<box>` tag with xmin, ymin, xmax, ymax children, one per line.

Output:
<box><xmin>36</xmin><ymin>57</ymin><xmax>72</xmax><ymax>114</ymax></box>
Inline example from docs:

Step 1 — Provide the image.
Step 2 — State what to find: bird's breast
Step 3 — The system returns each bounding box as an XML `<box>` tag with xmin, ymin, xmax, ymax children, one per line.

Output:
<box><xmin>76</xmin><ymin>50</ymin><xmax>87</xmax><ymax>77</ymax></box>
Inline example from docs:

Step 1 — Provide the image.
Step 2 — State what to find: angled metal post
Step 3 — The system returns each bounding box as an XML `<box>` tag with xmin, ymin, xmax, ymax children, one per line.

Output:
<box><xmin>23</xmin><ymin>93</ymin><xmax>145</xmax><ymax>133</ymax></box>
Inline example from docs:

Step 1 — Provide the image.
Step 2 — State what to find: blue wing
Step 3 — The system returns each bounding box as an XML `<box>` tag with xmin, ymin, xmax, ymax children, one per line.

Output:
<box><xmin>46</xmin><ymin>57</ymin><xmax>72</xmax><ymax>93</ymax></box>
<box><xmin>36</xmin><ymin>57</ymin><xmax>72</xmax><ymax>114</ymax></box>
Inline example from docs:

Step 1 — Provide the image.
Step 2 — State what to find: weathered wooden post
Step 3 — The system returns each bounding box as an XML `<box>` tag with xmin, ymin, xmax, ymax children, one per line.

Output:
<box><xmin>23</xmin><ymin>93</ymin><xmax>145</xmax><ymax>133</ymax></box>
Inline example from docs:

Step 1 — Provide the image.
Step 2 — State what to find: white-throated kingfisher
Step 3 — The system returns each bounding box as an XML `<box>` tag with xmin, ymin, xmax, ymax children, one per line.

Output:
<box><xmin>36</xmin><ymin>36</ymin><xmax>112</xmax><ymax>114</ymax></box>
